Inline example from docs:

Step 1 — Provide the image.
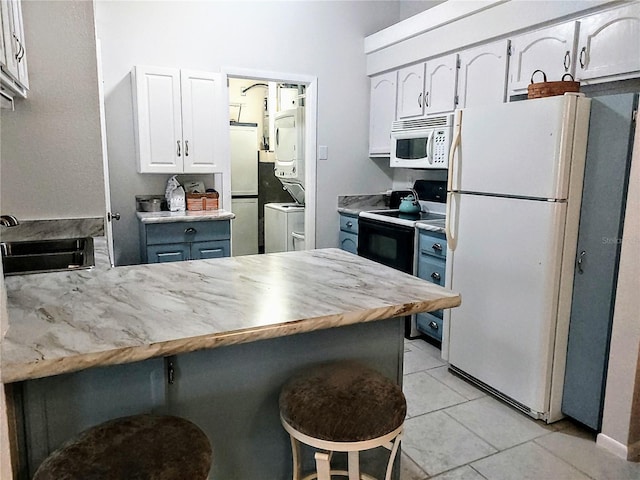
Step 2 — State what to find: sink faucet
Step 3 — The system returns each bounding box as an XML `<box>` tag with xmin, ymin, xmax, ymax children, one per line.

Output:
<box><xmin>0</xmin><ymin>215</ymin><xmax>19</xmax><ymax>227</ymax></box>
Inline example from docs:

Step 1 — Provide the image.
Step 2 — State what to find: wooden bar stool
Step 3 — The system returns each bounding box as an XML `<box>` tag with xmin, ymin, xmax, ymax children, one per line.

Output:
<box><xmin>279</xmin><ymin>362</ymin><xmax>406</xmax><ymax>480</ymax></box>
<box><xmin>33</xmin><ymin>414</ymin><xmax>212</xmax><ymax>480</ymax></box>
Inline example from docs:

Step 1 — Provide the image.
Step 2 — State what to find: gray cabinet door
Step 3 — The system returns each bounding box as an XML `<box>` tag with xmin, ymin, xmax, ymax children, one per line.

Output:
<box><xmin>562</xmin><ymin>93</ymin><xmax>637</xmax><ymax>430</ymax></box>
<box><xmin>22</xmin><ymin>358</ymin><xmax>166</xmax><ymax>476</ymax></box>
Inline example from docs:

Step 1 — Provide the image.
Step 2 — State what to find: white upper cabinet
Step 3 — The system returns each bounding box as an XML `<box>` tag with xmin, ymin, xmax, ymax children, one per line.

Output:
<box><xmin>423</xmin><ymin>54</ymin><xmax>457</xmax><ymax>115</ymax></box>
<box><xmin>368</xmin><ymin>71</ymin><xmax>397</xmax><ymax>156</ymax></box>
<box><xmin>576</xmin><ymin>2</ymin><xmax>640</xmax><ymax>83</ymax></box>
<box><xmin>457</xmin><ymin>40</ymin><xmax>509</xmax><ymax>109</ymax></box>
<box><xmin>507</xmin><ymin>22</ymin><xmax>578</xmax><ymax>95</ymax></box>
<box><xmin>396</xmin><ymin>63</ymin><xmax>426</xmax><ymax>119</ymax></box>
<box><xmin>1</xmin><ymin>0</ymin><xmax>29</xmax><ymax>94</ymax></box>
<box><xmin>132</xmin><ymin>66</ymin><xmax>224</xmax><ymax>174</ymax></box>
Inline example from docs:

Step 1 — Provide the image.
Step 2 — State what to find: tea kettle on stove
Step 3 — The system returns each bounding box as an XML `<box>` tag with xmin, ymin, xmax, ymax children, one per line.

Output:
<box><xmin>399</xmin><ymin>191</ymin><xmax>421</xmax><ymax>213</ymax></box>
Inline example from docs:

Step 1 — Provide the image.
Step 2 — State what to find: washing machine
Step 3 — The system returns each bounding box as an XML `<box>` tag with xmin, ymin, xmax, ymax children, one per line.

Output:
<box><xmin>264</xmin><ymin>203</ymin><xmax>305</xmax><ymax>253</ymax></box>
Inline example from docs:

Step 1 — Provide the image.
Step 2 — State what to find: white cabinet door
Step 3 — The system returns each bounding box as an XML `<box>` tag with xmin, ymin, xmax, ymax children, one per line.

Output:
<box><xmin>181</xmin><ymin>70</ymin><xmax>223</xmax><ymax>173</ymax></box>
<box><xmin>1</xmin><ymin>0</ymin><xmax>20</xmax><ymax>83</ymax></box>
<box><xmin>457</xmin><ymin>40</ymin><xmax>509</xmax><ymax>109</ymax></box>
<box><xmin>133</xmin><ymin>66</ymin><xmax>183</xmax><ymax>173</ymax></box>
<box><xmin>396</xmin><ymin>63</ymin><xmax>425</xmax><ymax>119</ymax></box>
<box><xmin>424</xmin><ymin>54</ymin><xmax>457</xmax><ymax>115</ymax></box>
<box><xmin>576</xmin><ymin>3</ymin><xmax>640</xmax><ymax>83</ymax></box>
<box><xmin>0</xmin><ymin>2</ymin><xmax>8</xmax><ymax>72</ymax></box>
<box><xmin>368</xmin><ymin>71</ymin><xmax>396</xmax><ymax>156</ymax></box>
<box><xmin>508</xmin><ymin>22</ymin><xmax>578</xmax><ymax>95</ymax></box>
<box><xmin>10</xmin><ymin>0</ymin><xmax>26</xmax><ymax>89</ymax></box>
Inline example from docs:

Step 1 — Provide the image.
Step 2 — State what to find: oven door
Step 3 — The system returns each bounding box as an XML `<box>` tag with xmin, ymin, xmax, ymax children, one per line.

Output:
<box><xmin>357</xmin><ymin>217</ymin><xmax>415</xmax><ymax>274</ymax></box>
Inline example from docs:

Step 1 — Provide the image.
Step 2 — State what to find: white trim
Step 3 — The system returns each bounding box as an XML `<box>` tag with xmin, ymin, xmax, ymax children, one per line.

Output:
<box><xmin>221</xmin><ymin>67</ymin><xmax>317</xmax><ymax>250</ymax></box>
<box><xmin>597</xmin><ymin>433</ymin><xmax>630</xmax><ymax>460</ymax></box>
<box><xmin>364</xmin><ymin>0</ymin><xmax>506</xmax><ymax>54</ymax></box>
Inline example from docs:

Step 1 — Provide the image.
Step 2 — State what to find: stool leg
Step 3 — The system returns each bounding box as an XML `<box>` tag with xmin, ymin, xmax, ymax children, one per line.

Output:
<box><xmin>315</xmin><ymin>451</ymin><xmax>331</xmax><ymax>480</ymax></box>
<box><xmin>290</xmin><ymin>435</ymin><xmax>302</xmax><ymax>480</ymax></box>
<box><xmin>347</xmin><ymin>451</ymin><xmax>360</xmax><ymax>480</ymax></box>
<box><xmin>384</xmin><ymin>432</ymin><xmax>403</xmax><ymax>480</ymax></box>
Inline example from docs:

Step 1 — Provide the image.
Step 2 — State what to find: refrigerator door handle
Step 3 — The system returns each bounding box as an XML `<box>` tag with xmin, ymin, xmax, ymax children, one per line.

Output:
<box><xmin>447</xmin><ymin>109</ymin><xmax>463</xmax><ymax>192</ymax></box>
<box><xmin>445</xmin><ymin>192</ymin><xmax>458</xmax><ymax>251</ymax></box>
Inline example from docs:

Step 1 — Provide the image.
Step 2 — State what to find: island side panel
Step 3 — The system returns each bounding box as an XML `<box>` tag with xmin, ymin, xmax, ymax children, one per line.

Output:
<box><xmin>168</xmin><ymin>317</ymin><xmax>405</xmax><ymax>479</ymax></box>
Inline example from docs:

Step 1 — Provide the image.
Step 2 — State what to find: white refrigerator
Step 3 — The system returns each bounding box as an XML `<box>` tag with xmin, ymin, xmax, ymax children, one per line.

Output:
<box><xmin>230</xmin><ymin>123</ymin><xmax>259</xmax><ymax>256</ymax></box>
<box><xmin>445</xmin><ymin>93</ymin><xmax>591</xmax><ymax>423</ymax></box>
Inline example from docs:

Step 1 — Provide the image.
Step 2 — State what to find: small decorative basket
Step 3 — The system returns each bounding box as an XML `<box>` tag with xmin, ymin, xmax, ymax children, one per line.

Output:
<box><xmin>186</xmin><ymin>192</ymin><xmax>219</xmax><ymax>211</ymax></box>
<box><xmin>527</xmin><ymin>70</ymin><xmax>580</xmax><ymax>99</ymax></box>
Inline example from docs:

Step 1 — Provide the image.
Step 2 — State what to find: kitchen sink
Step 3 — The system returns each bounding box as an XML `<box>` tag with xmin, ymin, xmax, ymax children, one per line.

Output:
<box><xmin>1</xmin><ymin>237</ymin><xmax>95</xmax><ymax>276</ymax></box>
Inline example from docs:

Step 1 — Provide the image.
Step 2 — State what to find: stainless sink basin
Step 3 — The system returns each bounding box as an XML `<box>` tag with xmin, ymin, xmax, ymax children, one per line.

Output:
<box><xmin>1</xmin><ymin>237</ymin><xmax>95</xmax><ymax>276</ymax></box>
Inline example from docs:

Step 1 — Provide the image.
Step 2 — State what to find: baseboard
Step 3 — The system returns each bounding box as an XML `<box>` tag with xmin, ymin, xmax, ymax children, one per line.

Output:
<box><xmin>596</xmin><ymin>433</ymin><xmax>630</xmax><ymax>460</ymax></box>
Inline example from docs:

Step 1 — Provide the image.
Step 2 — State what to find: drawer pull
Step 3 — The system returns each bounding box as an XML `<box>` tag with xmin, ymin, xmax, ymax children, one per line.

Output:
<box><xmin>432</xmin><ymin>243</ymin><xmax>442</xmax><ymax>252</ymax></box>
<box><xmin>429</xmin><ymin>321</ymin><xmax>439</xmax><ymax>330</ymax></box>
<box><xmin>346</xmin><ymin>221</ymin><xmax>353</xmax><ymax>228</ymax></box>
<box><xmin>431</xmin><ymin>272</ymin><xmax>441</xmax><ymax>281</ymax></box>
<box><xmin>185</xmin><ymin>227</ymin><xmax>197</xmax><ymax>234</ymax></box>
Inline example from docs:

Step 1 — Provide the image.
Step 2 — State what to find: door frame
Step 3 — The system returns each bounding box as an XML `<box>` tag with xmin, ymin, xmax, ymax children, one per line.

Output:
<box><xmin>221</xmin><ymin>67</ymin><xmax>317</xmax><ymax>250</ymax></box>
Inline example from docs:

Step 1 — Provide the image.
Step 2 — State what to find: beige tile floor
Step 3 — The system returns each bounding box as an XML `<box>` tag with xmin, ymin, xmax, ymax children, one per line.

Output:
<box><xmin>400</xmin><ymin>338</ymin><xmax>640</xmax><ymax>480</ymax></box>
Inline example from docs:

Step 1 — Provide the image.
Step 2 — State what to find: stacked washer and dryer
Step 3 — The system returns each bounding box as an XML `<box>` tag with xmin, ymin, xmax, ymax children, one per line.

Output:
<box><xmin>265</xmin><ymin>105</ymin><xmax>305</xmax><ymax>253</ymax></box>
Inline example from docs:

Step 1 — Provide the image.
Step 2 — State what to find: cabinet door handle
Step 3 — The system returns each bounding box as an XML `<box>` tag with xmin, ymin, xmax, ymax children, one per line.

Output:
<box><xmin>185</xmin><ymin>227</ymin><xmax>197</xmax><ymax>234</ymax></box>
<box><xmin>431</xmin><ymin>272</ymin><xmax>441</xmax><ymax>281</ymax></box>
<box><xmin>185</xmin><ymin>140</ymin><xmax>189</xmax><ymax>156</ymax></box>
<box><xmin>425</xmin><ymin>91</ymin><xmax>429</xmax><ymax>107</ymax></box>
<box><xmin>167</xmin><ymin>359</ymin><xmax>175</xmax><ymax>385</ymax></box>
<box><xmin>346</xmin><ymin>221</ymin><xmax>353</xmax><ymax>227</ymax></box>
<box><xmin>577</xmin><ymin>250</ymin><xmax>586</xmax><ymax>274</ymax></box>
<box><xmin>432</xmin><ymin>243</ymin><xmax>442</xmax><ymax>252</ymax></box>
<box><xmin>579</xmin><ymin>47</ymin><xmax>586</xmax><ymax>69</ymax></box>
<box><xmin>418</xmin><ymin>92</ymin><xmax>422</xmax><ymax>108</ymax></box>
<box><xmin>429</xmin><ymin>321</ymin><xmax>439</xmax><ymax>330</ymax></box>
<box><xmin>564</xmin><ymin>50</ymin><xmax>570</xmax><ymax>71</ymax></box>
<box><xmin>177</xmin><ymin>140</ymin><xmax>182</xmax><ymax>157</ymax></box>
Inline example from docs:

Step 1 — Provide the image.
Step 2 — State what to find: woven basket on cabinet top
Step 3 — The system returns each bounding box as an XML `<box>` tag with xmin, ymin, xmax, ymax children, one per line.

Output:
<box><xmin>527</xmin><ymin>70</ymin><xmax>580</xmax><ymax>99</ymax></box>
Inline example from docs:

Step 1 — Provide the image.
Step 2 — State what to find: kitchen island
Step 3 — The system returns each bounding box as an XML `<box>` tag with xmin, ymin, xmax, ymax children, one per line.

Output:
<box><xmin>2</xmin><ymin>248</ymin><xmax>460</xmax><ymax>478</ymax></box>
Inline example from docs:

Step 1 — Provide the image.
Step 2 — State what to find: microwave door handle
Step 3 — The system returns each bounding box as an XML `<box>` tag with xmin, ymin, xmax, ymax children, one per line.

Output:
<box><xmin>426</xmin><ymin>130</ymin><xmax>435</xmax><ymax>165</ymax></box>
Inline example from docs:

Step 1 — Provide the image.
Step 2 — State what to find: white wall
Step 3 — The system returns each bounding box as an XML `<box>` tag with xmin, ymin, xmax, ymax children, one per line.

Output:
<box><xmin>94</xmin><ymin>0</ymin><xmax>400</xmax><ymax>265</ymax></box>
<box><xmin>599</xmin><ymin>121</ymin><xmax>640</xmax><ymax>460</ymax></box>
<box><xmin>0</xmin><ymin>1</ymin><xmax>105</xmax><ymax>220</ymax></box>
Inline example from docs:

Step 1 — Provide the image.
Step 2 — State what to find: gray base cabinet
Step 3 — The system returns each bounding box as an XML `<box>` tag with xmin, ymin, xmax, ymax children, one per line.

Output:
<box><xmin>139</xmin><ymin>220</ymin><xmax>230</xmax><ymax>263</ymax></box>
<box><xmin>338</xmin><ymin>213</ymin><xmax>358</xmax><ymax>254</ymax></box>
<box><xmin>17</xmin><ymin>319</ymin><xmax>404</xmax><ymax>479</ymax></box>
<box><xmin>416</xmin><ymin>230</ymin><xmax>447</xmax><ymax>342</ymax></box>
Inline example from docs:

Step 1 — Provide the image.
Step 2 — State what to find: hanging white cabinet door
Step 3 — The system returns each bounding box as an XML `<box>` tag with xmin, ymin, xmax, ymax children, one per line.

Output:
<box><xmin>576</xmin><ymin>2</ymin><xmax>640</xmax><ymax>83</ymax></box>
<box><xmin>1</xmin><ymin>0</ymin><xmax>28</xmax><ymax>91</ymax></box>
<box><xmin>132</xmin><ymin>66</ymin><xmax>224</xmax><ymax>174</ymax></box>
<box><xmin>423</xmin><ymin>54</ymin><xmax>457</xmax><ymax>115</ymax></box>
<box><xmin>507</xmin><ymin>22</ymin><xmax>578</xmax><ymax>96</ymax></box>
<box><xmin>396</xmin><ymin>63</ymin><xmax>426</xmax><ymax>119</ymax></box>
<box><xmin>368</xmin><ymin>71</ymin><xmax>397</xmax><ymax>156</ymax></box>
<box><xmin>457</xmin><ymin>40</ymin><xmax>509</xmax><ymax>109</ymax></box>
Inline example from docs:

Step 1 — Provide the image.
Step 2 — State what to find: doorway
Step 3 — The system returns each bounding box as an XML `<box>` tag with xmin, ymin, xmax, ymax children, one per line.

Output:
<box><xmin>223</xmin><ymin>68</ymin><xmax>317</xmax><ymax>256</ymax></box>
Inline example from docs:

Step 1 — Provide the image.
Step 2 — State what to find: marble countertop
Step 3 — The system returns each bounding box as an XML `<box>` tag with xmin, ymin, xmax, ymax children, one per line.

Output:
<box><xmin>416</xmin><ymin>219</ymin><xmax>447</xmax><ymax>234</ymax></box>
<box><xmin>1</xmin><ymin>249</ymin><xmax>460</xmax><ymax>383</ymax></box>
<box><xmin>136</xmin><ymin>209</ymin><xmax>235</xmax><ymax>224</ymax></box>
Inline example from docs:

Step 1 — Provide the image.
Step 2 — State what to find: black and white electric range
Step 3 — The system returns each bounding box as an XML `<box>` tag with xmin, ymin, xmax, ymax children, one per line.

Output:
<box><xmin>357</xmin><ymin>180</ymin><xmax>447</xmax><ymax>338</ymax></box>
<box><xmin>357</xmin><ymin>180</ymin><xmax>446</xmax><ymax>274</ymax></box>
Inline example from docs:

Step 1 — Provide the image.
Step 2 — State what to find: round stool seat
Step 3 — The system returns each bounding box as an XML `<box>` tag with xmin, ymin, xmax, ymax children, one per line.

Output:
<box><xmin>279</xmin><ymin>362</ymin><xmax>406</xmax><ymax>443</ymax></box>
<box><xmin>33</xmin><ymin>414</ymin><xmax>212</xmax><ymax>480</ymax></box>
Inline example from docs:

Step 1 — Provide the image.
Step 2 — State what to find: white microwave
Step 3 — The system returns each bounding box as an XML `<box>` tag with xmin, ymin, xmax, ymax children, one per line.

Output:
<box><xmin>390</xmin><ymin>114</ymin><xmax>453</xmax><ymax>169</ymax></box>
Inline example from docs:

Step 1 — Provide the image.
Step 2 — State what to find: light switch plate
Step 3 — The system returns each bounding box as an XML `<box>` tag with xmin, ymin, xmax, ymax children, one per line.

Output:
<box><xmin>318</xmin><ymin>145</ymin><xmax>328</xmax><ymax>160</ymax></box>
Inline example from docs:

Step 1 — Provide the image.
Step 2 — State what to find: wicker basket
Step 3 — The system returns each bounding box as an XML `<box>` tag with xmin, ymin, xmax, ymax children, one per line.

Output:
<box><xmin>527</xmin><ymin>70</ymin><xmax>580</xmax><ymax>99</ymax></box>
<box><xmin>186</xmin><ymin>192</ymin><xmax>219</xmax><ymax>211</ymax></box>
